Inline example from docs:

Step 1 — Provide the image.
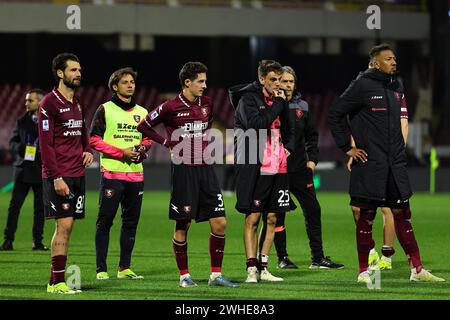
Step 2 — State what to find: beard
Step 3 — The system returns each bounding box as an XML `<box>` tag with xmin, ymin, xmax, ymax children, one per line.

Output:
<box><xmin>63</xmin><ymin>76</ymin><xmax>81</xmax><ymax>89</ymax></box>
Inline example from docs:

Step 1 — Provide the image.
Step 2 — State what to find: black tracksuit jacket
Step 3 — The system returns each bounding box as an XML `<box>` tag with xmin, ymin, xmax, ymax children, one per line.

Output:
<box><xmin>328</xmin><ymin>68</ymin><xmax>412</xmax><ymax>201</ymax></box>
<box><xmin>229</xmin><ymin>81</ymin><xmax>294</xmax><ymax>213</ymax></box>
<box><xmin>286</xmin><ymin>92</ymin><xmax>319</xmax><ymax>172</ymax></box>
<box><xmin>10</xmin><ymin>112</ymin><xmax>42</xmax><ymax>184</ymax></box>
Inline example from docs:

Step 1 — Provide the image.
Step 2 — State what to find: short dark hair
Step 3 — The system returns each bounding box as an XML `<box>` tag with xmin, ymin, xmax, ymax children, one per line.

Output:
<box><xmin>52</xmin><ymin>52</ymin><xmax>80</xmax><ymax>82</ymax></box>
<box><xmin>258</xmin><ymin>60</ymin><xmax>283</xmax><ymax>78</ymax></box>
<box><xmin>27</xmin><ymin>88</ymin><xmax>45</xmax><ymax>101</ymax></box>
<box><xmin>179</xmin><ymin>62</ymin><xmax>208</xmax><ymax>88</ymax></box>
<box><xmin>108</xmin><ymin>67</ymin><xmax>138</xmax><ymax>92</ymax></box>
<box><xmin>369</xmin><ymin>43</ymin><xmax>394</xmax><ymax>60</ymax></box>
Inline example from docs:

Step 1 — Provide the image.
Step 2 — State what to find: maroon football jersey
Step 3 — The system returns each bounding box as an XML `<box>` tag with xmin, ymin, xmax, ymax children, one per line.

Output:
<box><xmin>138</xmin><ymin>92</ymin><xmax>212</xmax><ymax>165</ymax></box>
<box><xmin>38</xmin><ymin>88</ymin><xmax>91</xmax><ymax>179</ymax></box>
<box><xmin>399</xmin><ymin>93</ymin><xmax>409</xmax><ymax>119</ymax></box>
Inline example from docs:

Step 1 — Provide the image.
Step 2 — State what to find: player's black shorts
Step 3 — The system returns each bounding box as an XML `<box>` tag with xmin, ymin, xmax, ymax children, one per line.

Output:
<box><xmin>169</xmin><ymin>164</ymin><xmax>226</xmax><ymax>223</ymax></box>
<box><xmin>43</xmin><ymin>176</ymin><xmax>86</xmax><ymax>220</ymax></box>
<box><xmin>350</xmin><ymin>170</ymin><xmax>410</xmax><ymax>210</ymax></box>
<box><xmin>249</xmin><ymin>173</ymin><xmax>296</xmax><ymax>213</ymax></box>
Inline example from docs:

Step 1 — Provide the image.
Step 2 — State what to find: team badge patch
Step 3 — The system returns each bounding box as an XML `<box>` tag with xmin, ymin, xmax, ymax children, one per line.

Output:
<box><xmin>184</xmin><ymin>206</ymin><xmax>191</xmax><ymax>213</ymax></box>
<box><xmin>62</xmin><ymin>203</ymin><xmax>71</xmax><ymax>211</ymax></box>
<box><xmin>201</xmin><ymin>107</ymin><xmax>208</xmax><ymax>116</ymax></box>
<box><xmin>133</xmin><ymin>115</ymin><xmax>141</xmax><ymax>123</ymax></box>
<box><xmin>105</xmin><ymin>189</ymin><xmax>115</xmax><ymax>198</ymax></box>
<box><xmin>254</xmin><ymin>200</ymin><xmax>261</xmax><ymax>207</ymax></box>
<box><xmin>296</xmin><ymin>109</ymin><xmax>303</xmax><ymax>119</ymax></box>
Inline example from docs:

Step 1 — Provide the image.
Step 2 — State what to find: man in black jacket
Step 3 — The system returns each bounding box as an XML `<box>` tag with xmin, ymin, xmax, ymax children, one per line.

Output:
<box><xmin>0</xmin><ymin>89</ymin><xmax>49</xmax><ymax>251</ymax></box>
<box><xmin>267</xmin><ymin>66</ymin><xmax>344</xmax><ymax>270</ymax></box>
<box><xmin>329</xmin><ymin>43</ymin><xmax>444</xmax><ymax>283</ymax></box>
<box><xmin>230</xmin><ymin>60</ymin><xmax>295</xmax><ymax>283</ymax></box>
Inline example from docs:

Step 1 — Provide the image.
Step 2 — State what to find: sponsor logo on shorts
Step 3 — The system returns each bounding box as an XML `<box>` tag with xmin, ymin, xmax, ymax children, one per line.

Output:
<box><xmin>259</xmin><ymin>106</ymin><xmax>266</xmax><ymax>110</ymax></box>
<box><xmin>253</xmin><ymin>200</ymin><xmax>261</xmax><ymax>207</ymax></box>
<box><xmin>133</xmin><ymin>115</ymin><xmax>141</xmax><ymax>123</ymax></box>
<box><xmin>306</xmin><ymin>183</ymin><xmax>314</xmax><ymax>188</ymax></box>
<box><xmin>50</xmin><ymin>201</ymin><xmax>57</xmax><ymax>211</ymax></box>
<box><xmin>138</xmin><ymin>191</ymin><xmax>144</xmax><ymax>196</ymax></box>
<box><xmin>184</xmin><ymin>206</ymin><xmax>191</xmax><ymax>213</ymax></box>
<box><xmin>171</xmin><ymin>203</ymin><xmax>179</xmax><ymax>213</ymax></box>
<box><xmin>370</xmin><ymin>96</ymin><xmax>383</xmax><ymax>100</ymax></box>
<box><xmin>371</xmin><ymin>107</ymin><xmax>387</xmax><ymax>111</ymax></box>
<box><xmin>105</xmin><ymin>189</ymin><xmax>115</xmax><ymax>198</ymax></box>
<box><xmin>214</xmin><ymin>207</ymin><xmax>225</xmax><ymax>212</ymax></box>
<box><xmin>62</xmin><ymin>203</ymin><xmax>71</xmax><ymax>211</ymax></box>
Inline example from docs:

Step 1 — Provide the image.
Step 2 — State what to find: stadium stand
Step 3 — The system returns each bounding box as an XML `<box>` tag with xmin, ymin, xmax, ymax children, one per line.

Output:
<box><xmin>0</xmin><ymin>0</ymin><xmax>427</xmax><ymax>11</ymax></box>
<box><xmin>0</xmin><ymin>83</ymin><xmax>341</xmax><ymax>163</ymax></box>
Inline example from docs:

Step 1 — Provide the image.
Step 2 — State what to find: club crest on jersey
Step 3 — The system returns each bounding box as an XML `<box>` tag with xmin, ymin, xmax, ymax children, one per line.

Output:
<box><xmin>201</xmin><ymin>107</ymin><xmax>208</xmax><ymax>116</ymax></box>
<box><xmin>105</xmin><ymin>189</ymin><xmax>115</xmax><ymax>198</ymax></box>
<box><xmin>133</xmin><ymin>115</ymin><xmax>141</xmax><ymax>123</ymax></box>
<box><xmin>296</xmin><ymin>109</ymin><xmax>303</xmax><ymax>119</ymax></box>
<box><xmin>62</xmin><ymin>203</ymin><xmax>71</xmax><ymax>211</ymax></box>
<box><xmin>184</xmin><ymin>206</ymin><xmax>191</xmax><ymax>213</ymax></box>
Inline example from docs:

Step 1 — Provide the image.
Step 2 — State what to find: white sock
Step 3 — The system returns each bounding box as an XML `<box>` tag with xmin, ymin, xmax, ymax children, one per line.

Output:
<box><xmin>180</xmin><ymin>273</ymin><xmax>190</xmax><ymax>280</ymax></box>
<box><xmin>260</xmin><ymin>254</ymin><xmax>269</xmax><ymax>264</ymax></box>
<box><xmin>210</xmin><ymin>272</ymin><xmax>221</xmax><ymax>280</ymax></box>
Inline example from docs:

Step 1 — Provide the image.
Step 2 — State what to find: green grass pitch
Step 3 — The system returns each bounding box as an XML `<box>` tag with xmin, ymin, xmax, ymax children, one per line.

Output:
<box><xmin>0</xmin><ymin>191</ymin><xmax>449</xmax><ymax>300</ymax></box>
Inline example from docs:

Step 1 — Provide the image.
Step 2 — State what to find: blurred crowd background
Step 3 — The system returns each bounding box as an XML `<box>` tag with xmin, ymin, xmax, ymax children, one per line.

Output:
<box><xmin>0</xmin><ymin>0</ymin><xmax>449</xmax><ymax>169</ymax></box>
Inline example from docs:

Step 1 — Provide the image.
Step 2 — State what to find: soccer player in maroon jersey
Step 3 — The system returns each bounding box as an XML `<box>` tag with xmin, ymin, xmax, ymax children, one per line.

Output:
<box><xmin>38</xmin><ymin>53</ymin><xmax>93</xmax><ymax>294</ymax></box>
<box><xmin>137</xmin><ymin>62</ymin><xmax>238</xmax><ymax>288</ymax></box>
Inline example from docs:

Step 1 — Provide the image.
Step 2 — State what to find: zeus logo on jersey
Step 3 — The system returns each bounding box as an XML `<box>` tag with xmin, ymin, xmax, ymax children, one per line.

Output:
<box><xmin>59</xmin><ymin>107</ymin><xmax>70</xmax><ymax>113</ymax></box>
<box><xmin>117</xmin><ymin>123</ymin><xmax>137</xmax><ymax>130</ymax></box>
<box><xmin>63</xmin><ymin>119</ymin><xmax>83</xmax><ymax>128</ymax></box>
